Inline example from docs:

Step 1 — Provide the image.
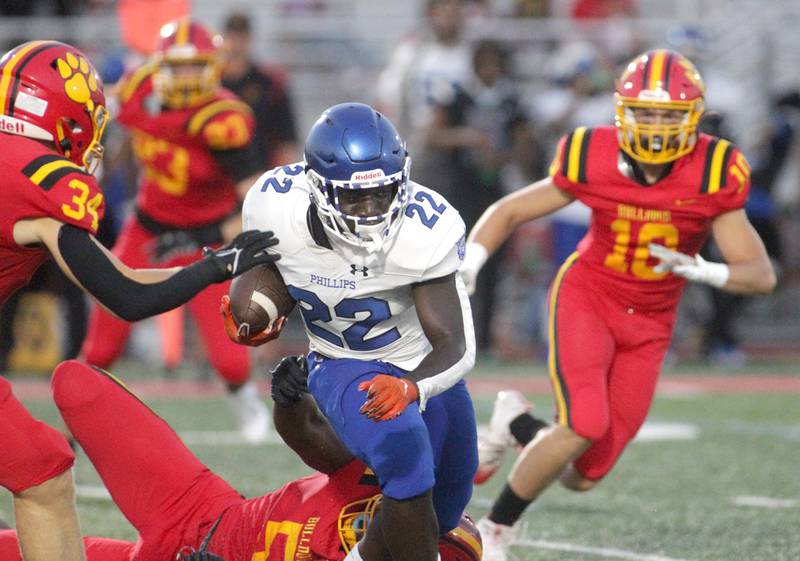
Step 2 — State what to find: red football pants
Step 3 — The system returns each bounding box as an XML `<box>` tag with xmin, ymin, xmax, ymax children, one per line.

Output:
<box><xmin>81</xmin><ymin>216</ymin><xmax>250</xmax><ymax>385</ymax></box>
<box><xmin>0</xmin><ymin>532</ymin><xmax>134</xmax><ymax>561</ymax></box>
<box><xmin>0</xmin><ymin>376</ymin><xmax>74</xmax><ymax>493</ymax></box>
<box><xmin>51</xmin><ymin>360</ymin><xmax>244</xmax><ymax>561</ymax></box>
<box><xmin>547</xmin><ymin>256</ymin><xmax>676</xmax><ymax>481</ymax></box>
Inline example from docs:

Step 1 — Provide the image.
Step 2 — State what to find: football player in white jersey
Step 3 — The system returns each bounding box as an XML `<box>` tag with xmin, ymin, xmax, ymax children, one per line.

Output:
<box><xmin>229</xmin><ymin>103</ymin><xmax>478</xmax><ymax>561</ymax></box>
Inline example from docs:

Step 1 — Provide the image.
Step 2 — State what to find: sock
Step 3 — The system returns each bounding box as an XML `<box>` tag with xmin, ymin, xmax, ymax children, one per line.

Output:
<box><xmin>342</xmin><ymin>542</ymin><xmax>364</xmax><ymax>561</ymax></box>
<box><xmin>509</xmin><ymin>413</ymin><xmax>549</xmax><ymax>447</ymax></box>
<box><xmin>488</xmin><ymin>484</ymin><xmax>532</xmax><ymax>526</ymax></box>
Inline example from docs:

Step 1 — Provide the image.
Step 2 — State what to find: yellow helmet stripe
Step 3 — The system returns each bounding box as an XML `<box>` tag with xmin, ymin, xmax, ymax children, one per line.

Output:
<box><xmin>176</xmin><ymin>18</ymin><xmax>190</xmax><ymax>45</ymax></box>
<box><xmin>547</xmin><ymin>251</ymin><xmax>579</xmax><ymax>427</ymax></box>
<box><xmin>0</xmin><ymin>40</ymin><xmax>47</xmax><ymax>114</ymax></box>
<box><xmin>648</xmin><ymin>49</ymin><xmax>668</xmax><ymax>91</ymax></box>
<box><xmin>451</xmin><ymin>527</ymin><xmax>483</xmax><ymax>559</ymax></box>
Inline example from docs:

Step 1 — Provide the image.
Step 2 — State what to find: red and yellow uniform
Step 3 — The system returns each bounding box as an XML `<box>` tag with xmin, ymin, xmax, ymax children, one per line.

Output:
<box><xmin>0</xmin><ymin>134</ymin><xmax>105</xmax><ymax>492</ymax></box>
<box><xmin>546</xmin><ymin>125</ymin><xmax>750</xmax><ymax>479</ymax></box>
<box><xmin>81</xmin><ymin>65</ymin><xmax>258</xmax><ymax>383</ymax></box>
<box><xmin>0</xmin><ymin>361</ymin><xmax>380</xmax><ymax>561</ymax></box>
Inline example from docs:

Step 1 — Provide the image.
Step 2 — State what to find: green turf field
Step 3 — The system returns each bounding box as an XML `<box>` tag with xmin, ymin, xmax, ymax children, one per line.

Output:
<box><xmin>2</xmin><ymin>359</ymin><xmax>799</xmax><ymax>561</ymax></box>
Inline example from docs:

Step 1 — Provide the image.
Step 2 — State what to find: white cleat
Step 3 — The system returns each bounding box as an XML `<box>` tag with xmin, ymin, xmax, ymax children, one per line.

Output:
<box><xmin>474</xmin><ymin>390</ymin><xmax>532</xmax><ymax>484</ymax></box>
<box><xmin>476</xmin><ymin>517</ymin><xmax>516</xmax><ymax>561</ymax></box>
<box><xmin>228</xmin><ymin>380</ymin><xmax>272</xmax><ymax>444</ymax></box>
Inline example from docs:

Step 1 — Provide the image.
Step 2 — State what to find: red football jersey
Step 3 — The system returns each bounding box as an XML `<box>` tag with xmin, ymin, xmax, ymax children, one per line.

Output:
<box><xmin>230</xmin><ymin>460</ymin><xmax>379</xmax><ymax>561</ymax></box>
<box><xmin>0</xmin><ymin>133</ymin><xmax>105</xmax><ymax>304</ymax></box>
<box><xmin>115</xmin><ymin>65</ymin><xmax>255</xmax><ymax>228</ymax></box>
<box><xmin>550</xmin><ymin>126</ymin><xmax>750</xmax><ymax>311</ymax></box>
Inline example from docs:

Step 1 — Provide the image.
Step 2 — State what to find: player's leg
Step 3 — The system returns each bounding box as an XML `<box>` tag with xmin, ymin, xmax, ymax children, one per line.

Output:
<box><xmin>423</xmin><ymin>380</ymin><xmax>478</xmax><ymax>533</ymax></box>
<box><xmin>187</xmin><ymin>281</ymin><xmax>270</xmax><ymax>443</ymax></box>
<box><xmin>51</xmin><ymin>360</ymin><xmax>243</xmax><ymax>558</ymax></box>
<box><xmin>309</xmin><ymin>356</ymin><xmax>438</xmax><ymax>561</ymax></box>
<box><xmin>568</xmin><ymin>318</ymin><xmax>673</xmax><ymax>488</ymax></box>
<box><xmin>478</xmin><ymin>266</ymin><xmax>615</xmax><ymax>561</ymax></box>
<box><xmin>81</xmin><ymin>217</ymin><xmax>151</xmax><ymax>367</ymax></box>
<box><xmin>0</xmin><ymin>377</ymin><xmax>83</xmax><ymax>561</ymax></box>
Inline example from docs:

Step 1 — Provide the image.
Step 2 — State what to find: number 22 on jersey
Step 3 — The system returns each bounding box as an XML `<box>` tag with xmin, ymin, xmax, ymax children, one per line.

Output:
<box><xmin>604</xmin><ymin>219</ymin><xmax>679</xmax><ymax>280</ymax></box>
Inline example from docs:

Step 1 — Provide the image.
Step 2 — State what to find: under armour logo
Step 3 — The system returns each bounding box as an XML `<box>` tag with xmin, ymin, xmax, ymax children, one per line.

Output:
<box><xmin>350</xmin><ymin>265</ymin><xmax>369</xmax><ymax>277</ymax></box>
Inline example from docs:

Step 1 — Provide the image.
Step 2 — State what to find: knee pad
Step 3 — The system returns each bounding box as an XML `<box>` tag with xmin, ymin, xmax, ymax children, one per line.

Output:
<box><xmin>52</xmin><ymin>360</ymin><xmax>106</xmax><ymax>408</ymax></box>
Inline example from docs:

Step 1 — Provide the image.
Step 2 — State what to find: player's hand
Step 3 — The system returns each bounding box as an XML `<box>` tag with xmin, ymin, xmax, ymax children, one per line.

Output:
<box><xmin>649</xmin><ymin>243</ymin><xmax>730</xmax><ymax>288</ymax></box>
<box><xmin>152</xmin><ymin>230</ymin><xmax>201</xmax><ymax>264</ymax></box>
<box><xmin>203</xmin><ymin>230</ymin><xmax>280</xmax><ymax>280</ymax></box>
<box><xmin>358</xmin><ymin>375</ymin><xmax>419</xmax><ymax>422</ymax></box>
<box><xmin>459</xmin><ymin>242</ymin><xmax>489</xmax><ymax>296</ymax></box>
<box><xmin>269</xmin><ymin>355</ymin><xmax>309</xmax><ymax>408</ymax></box>
<box><xmin>220</xmin><ymin>295</ymin><xmax>286</xmax><ymax>346</ymax></box>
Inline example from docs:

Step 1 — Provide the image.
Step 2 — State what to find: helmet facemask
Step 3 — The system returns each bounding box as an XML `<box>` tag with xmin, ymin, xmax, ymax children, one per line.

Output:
<box><xmin>307</xmin><ymin>157</ymin><xmax>411</xmax><ymax>253</ymax></box>
<box><xmin>615</xmin><ymin>94</ymin><xmax>704</xmax><ymax>164</ymax></box>
<box><xmin>338</xmin><ymin>495</ymin><xmax>382</xmax><ymax>553</ymax></box>
<box><xmin>154</xmin><ymin>56</ymin><xmax>219</xmax><ymax>109</ymax></box>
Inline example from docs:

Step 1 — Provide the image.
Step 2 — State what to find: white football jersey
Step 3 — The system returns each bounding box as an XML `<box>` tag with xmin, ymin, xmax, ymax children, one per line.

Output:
<box><xmin>242</xmin><ymin>162</ymin><xmax>469</xmax><ymax>371</ymax></box>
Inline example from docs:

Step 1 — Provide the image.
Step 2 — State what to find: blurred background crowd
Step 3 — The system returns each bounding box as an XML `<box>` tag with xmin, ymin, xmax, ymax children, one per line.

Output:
<box><xmin>1</xmin><ymin>0</ymin><xmax>799</xmax><ymax>377</ymax></box>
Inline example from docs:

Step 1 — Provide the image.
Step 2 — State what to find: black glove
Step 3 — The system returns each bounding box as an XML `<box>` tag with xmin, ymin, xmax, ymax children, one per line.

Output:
<box><xmin>270</xmin><ymin>355</ymin><xmax>309</xmax><ymax>408</ymax></box>
<box><xmin>153</xmin><ymin>230</ymin><xmax>201</xmax><ymax>264</ymax></box>
<box><xmin>202</xmin><ymin>230</ymin><xmax>280</xmax><ymax>281</ymax></box>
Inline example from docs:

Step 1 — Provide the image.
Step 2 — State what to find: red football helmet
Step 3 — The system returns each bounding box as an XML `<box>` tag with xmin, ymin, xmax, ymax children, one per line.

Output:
<box><xmin>615</xmin><ymin>49</ymin><xmax>706</xmax><ymax>164</ymax></box>
<box><xmin>0</xmin><ymin>41</ymin><xmax>107</xmax><ymax>173</ymax></box>
<box><xmin>439</xmin><ymin>514</ymin><xmax>483</xmax><ymax>561</ymax></box>
<box><xmin>152</xmin><ymin>18</ymin><xmax>222</xmax><ymax>109</ymax></box>
<box><xmin>339</xmin><ymin>495</ymin><xmax>482</xmax><ymax>561</ymax></box>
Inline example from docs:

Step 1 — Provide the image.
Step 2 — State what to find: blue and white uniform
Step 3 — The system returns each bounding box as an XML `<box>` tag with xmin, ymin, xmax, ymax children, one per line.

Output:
<box><xmin>243</xmin><ymin>161</ymin><xmax>477</xmax><ymax>532</ymax></box>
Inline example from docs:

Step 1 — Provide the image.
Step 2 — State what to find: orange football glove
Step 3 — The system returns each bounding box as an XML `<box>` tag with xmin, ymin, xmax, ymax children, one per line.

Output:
<box><xmin>358</xmin><ymin>374</ymin><xmax>419</xmax><ymax>422</ymax></box>
<box><xmin>220</xmin><ymin>295</ymin><xmax>286</xmax><ymax>347</ymax></box>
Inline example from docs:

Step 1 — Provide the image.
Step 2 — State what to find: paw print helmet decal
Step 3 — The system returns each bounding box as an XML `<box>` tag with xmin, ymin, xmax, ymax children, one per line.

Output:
<box><xmin>0</xmin><ymin>41</ymin><xmax>108</xmax><ymax>173</ymax></box>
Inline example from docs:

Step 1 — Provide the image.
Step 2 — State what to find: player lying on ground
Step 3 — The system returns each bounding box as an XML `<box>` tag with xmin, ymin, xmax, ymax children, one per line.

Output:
<box><xmin>459</xmin><ymin>48</ymin><xmax>776</xmax><ymax>561</ymax></box>
<box><xmin>0</xmin><ymin>40</ymin><xmax>279</xmax><ymax>561</ymax></box>
<box><xmin>0</xmin><ymin>357</ymin><xmax>482</xmax><ymax>561</ymax></box>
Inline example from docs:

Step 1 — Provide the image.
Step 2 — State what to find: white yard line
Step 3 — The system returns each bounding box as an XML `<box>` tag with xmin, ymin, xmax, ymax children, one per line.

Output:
<box><xmin>178</xmin><ymin>430</ymin><xmax>284</xmax><ymax>446</ymax></box>
<box><xmin>514</xmin><ymin>538</ymin><xmax>694</xmax><ymax>561</ymax></box>
<box><xmin>732</xmin><ymin>495</ymin><xmax>798</xmax><ymax>509</ymax></box>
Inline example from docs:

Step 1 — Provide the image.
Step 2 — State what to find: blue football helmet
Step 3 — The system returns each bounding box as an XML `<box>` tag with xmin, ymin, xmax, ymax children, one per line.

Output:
<box><xmin>304</xmin><ymin>103</ymin><xmax>411</xmax><ymax>252</ymax></box>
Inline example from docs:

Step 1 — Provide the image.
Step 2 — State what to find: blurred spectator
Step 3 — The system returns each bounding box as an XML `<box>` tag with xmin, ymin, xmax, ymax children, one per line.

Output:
<box><xmin>221</xmin><ymin>11</ymin><xmax>299</xmax><ymax>168</ymax></box>
<box><xmin>376</xmin><ymin>0</ymin><xmax>472</xmax><ymax>159</ymax></box>
<box><xmin>423</xmin><ymin>39</ymin><xmax>531</xmax><ymax>352</ymax></box>
<box><xmin>700</xmin><ymin>91</ymin><xmax>797</xmax><ymax>366</ymax></box>
<box><xmin>570</xmin><ymin>0</ymin><xmax>635</xmax><ymax>19</ymax></box>
<box><xmin>0</xmin><ymin>0</ymin><xmax>85</xmax><ymax>15</ymax></box>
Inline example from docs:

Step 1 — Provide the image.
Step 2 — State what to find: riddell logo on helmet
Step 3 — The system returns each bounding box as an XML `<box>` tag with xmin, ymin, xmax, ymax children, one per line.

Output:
<box><xmin>351</xmin><ymin>169</ymin><xmax>385</xmax><ymax>181</ymax></box>
<box><xmin>0</xmin><ymin>116</ymin><xmax>27</xmax><ymax>134</ymax></box>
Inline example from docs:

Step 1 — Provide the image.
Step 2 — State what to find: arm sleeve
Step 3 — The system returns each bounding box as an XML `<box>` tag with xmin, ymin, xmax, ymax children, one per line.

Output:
<box><xmin>211</xmin><ymin>144</ymin><xmax>263</xmax><ymax>182</ymax></box>
<box><xmin>57</xmin><ymin>225</ymin><xmax>224</xmax><ymax>322</ymax></box>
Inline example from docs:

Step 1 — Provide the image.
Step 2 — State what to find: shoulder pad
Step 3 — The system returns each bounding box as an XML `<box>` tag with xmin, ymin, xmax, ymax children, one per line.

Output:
<box><xmin>549</xmin><ymin>126</ymin><xmax>595</xmax><ymax>184</ymax></box>
<box><xmin>699</xmin><ymin>137</ymin><xmax>751</xmax><ymax>211</ymax></box>
<box><xmin>385</xmin><ymin>183</ymin><xmax>466</xmax><ymax>277</ymax></box>
<box><xmin>187</xmin><ymin>99</ymin><xmax>254</xmax><ymax>145</ymax></box>
<box><xmin>22</xmin><ymin>154</ymin><xmax>104</xmax><ymax>233</ymax></box>
<box><xmin>242</xmin><ymin>163</ymin><xmax>310</xmax><ymax>256</ymax></box>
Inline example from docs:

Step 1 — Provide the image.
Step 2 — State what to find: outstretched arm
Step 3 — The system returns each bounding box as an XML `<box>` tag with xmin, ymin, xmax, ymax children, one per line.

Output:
<box><xmin>461</xmin><ymin>176</ymin><xmax>574</xmax><ymax>292</ymax></box>
<box><xmin>13</xmin><ymin>217</ymin><xmax>279</xmax><ymax>321</ymax></box>
<box><xmin>711</xmin><ymin>209</ymin><xmax>777</xmax><ymax>294</ymax></box>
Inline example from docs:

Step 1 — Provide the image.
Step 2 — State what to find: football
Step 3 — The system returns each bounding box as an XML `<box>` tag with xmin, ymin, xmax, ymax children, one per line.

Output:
<box><xmin>228</xmin><ymin>262</ymin><xmax>295</xmax><ymax>333</ymax></box>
